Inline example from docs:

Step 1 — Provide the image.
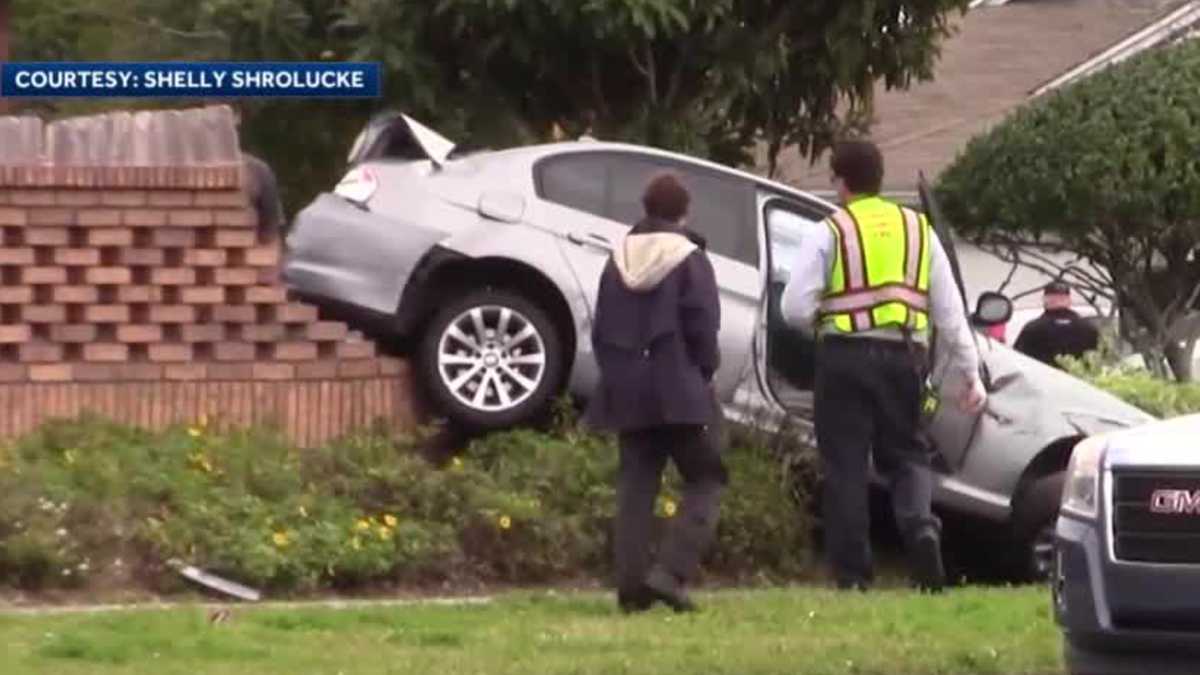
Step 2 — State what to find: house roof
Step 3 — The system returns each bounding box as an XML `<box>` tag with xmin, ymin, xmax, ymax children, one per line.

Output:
<box><xmin>773</xmin><ymin>0</ymin><xmax>1189</xmax><ymax>193</ymax></box>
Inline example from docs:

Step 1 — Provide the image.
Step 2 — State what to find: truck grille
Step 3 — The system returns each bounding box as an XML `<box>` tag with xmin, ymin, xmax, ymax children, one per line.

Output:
<box><xmin>1112</xmin><ymin>470</ymin><xmax>1200</xmax><ymax>564</ymax></box>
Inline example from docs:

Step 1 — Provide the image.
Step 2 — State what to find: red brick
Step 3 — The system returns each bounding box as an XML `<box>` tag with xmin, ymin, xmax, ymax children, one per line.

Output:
<box><xmin>28</xmin><ymin>208</ymin><xmax>74</xmax><ymax>226</ymax></box>
<box><xmin>273</xmin><ymin>303</ymin><xmax>319</xmax><ymax>323</ymax></box>
<box><xmin>0</xmin><ymin>364</ymin><xmax>29</xmax><ymax>382</ymax></box>
<box><xmin>207</xmin><ymin>363</ymin><xmax>250</xmax><ymax>380</ymax></box>
<box><xmin>117</xmin><ymin>248</ymin><xmax>165</xmax><ymax>267</ymax></box>
<box><xmin>23</xmin><ymin>227</ymin><xmax>68</xmax><ymax>246</ymax></box>
<box><xmin>214</xmin><ymin>209</ymin><xmax>255</xmax><ymax>227</ymax></box>
<box><xmin>0</xmin><ymin>247</ymin><xmax>34</xmax><ymax>265</ymax></box>
<box><xmin>29</xmin><ymin>364</ymin><xmax>72</xmax><ymax>382</ymax></box>
<box><xmin>11</xmin><ymin>191</ymin><xmax>55</xmax><ymax>207</ymax></box>
<box><xmin>83</xmin><ymin>344</ymin><xmax>129</xmax><ymax>363</ymax></box>
<box><xmin>150</xmin><ymin>268</ymin><xmax>197</xmax><ymax>286</ymax></box>
<box><xmin>77</xmin><ymin>209</ymin><xmax>122</xmax><ymax>227</ymax></box>
<box><xmin>183</xmin><ymin>249</ymin><xmax>227</xmax><ymax>267</ymax></box>
<box><xmin>336</xmin><ymin>341</ymin><xmax>376</xmax><ymax>359</ymax></box>
<box><xmin>307</xmin><ymin>322</ymin><xmax>349</xmax><ymax>341</ymax></box>
<box><xmin>55</xmin><ymin>191</ymin><xmax>101</xmax><ymax>207</ymax></box>
<box><xmin>19</xmin><ymin>343</ymin><xmax>64</xmax><ymax>363</ymax></box>
<box><xmin>53</xmin><ymin>286</ymin><xmax>100</xmax><ymax>304</ymax></box>
<box><xmin>152</xmin><ymin>229</ymin><xmax>197</xmax><ymax>248</ymax></box>
<box><xmin>0</xmin><ymin>287</ymin><xmax>34</xmax><ymax>304</ymax></box>
<box><xmin>20</xmin><ymin>267</ymin><xmax>67</xmax><ymax>285</ymax></box>
<box><xmin>339</xmin><ymin>359</ymin><xmax>380</xmax><ymax>378</ymax></box>
<box><xmin>243</xmin><ymin>246</ymin><xmax>281</xmax><ymax>267</ymax></box>
<box><xmin>181</xmin><ymin>287</ymin><xmax>225</xmax><ymax>304</ymax></box>
<box><xmin>244</xmin><ymin>286</ymin><xmax>287</xmax><ymax>304</ymax></box>
<box><xmin>214</xmin><ymin>268</ymin><xmax>258</xmax><ymax>286</ymax></box>
<box><xmin>379</xmin><ymin>357</ymin><xmax>407</xmax><ymax>377</ymax></box>
<box><xmin>0</xmin><ymin>325</ymin><xmax>31</xmax><ymax>343</ymax></box>
<box><xmin>148</xmin><ymin>344</ymin><xmax>193</xmax><ymax>363</ymax></box>
<box><xmin>117</xmin><ymin>286</ymin><xmax>164</xmax><ymax>304</ymax></box>
<box><xmin>147</xmin><ymin>191</ymin><xmax>194</xmax><ymax>207</ymax></box>
<box><xmin>71</xmin><ymin>364</ymin><xmax>120</xmax><ymax>382</ymax></box>
<box><xmin>253</xmin><ymin>362</ymin><xmax>295</xmax><ymax>381</ymax></box>
<box><xmin>54</xmin><ymin>248</ymin><xmax>101</xmax><ymax>266</ymax></box>
<box><xmin>83</xmin><ymin>305</ymin><xmax>131</xmax><ymax>323</ymax></box>
<box><xmin>214</xmin><ymin>229</ymin><xmax>256</xmax><ymax>248</ymax></box>
<box><xmin>214</xmin><ymin>342</ymin><xmax>255</xmax><ymax>362</ymax></box>
<box><xmin>181</xmin><ymin>324</ymin><xmax>226</xmax><ymax>343</ymax></box>
<box><xmin>165</xmin><ymin>364</ymin><xmax>207</xmax><ymax>381</ymax></box>
<box><xmin>117</xmin><ymin>325</ymin><xmax>163</xmax><ymax>343</ymax></box>
<box><xmin>0</xmin><ymin>207</ymin><xmax>28</xmax><ymax>226</ymax></box>
<box><xmin>113</xmin><ymin>364</ymin><xmax>164</xmax><ymax>381</ymax></box>
<box><xmin>87</xmin><ymin>228</ymin><xmax>134</xmax><ymax>247</ymax></box>
<box><xmin>21</xmin><ymin>305</ymin><xmax>66</xmax><ymax>324</ymax></box>
<box><xmin>167</xmin><ymin>209</ymin><xmax>213</xmax><ymax>227</ymax></box>
<box><xmin>211</xmin><ymin>305</ymin><xmax>257</xmax><ymax>323</ymax></box>
<box><xmin>122</xmin><ymin>209</ymin><xmax>168</xmax><ymax>228</ymax></box>
<box><xmin>273</xmin><ymin>342</ymin><xmax>318</xmax><ymax>361</ymax></box>
<box><xmin>101</xmin><ymin>190</ymin><xmax>147</xmax><ymax>207</ymax></box>
<box><xmin>149</xmin><ymin>305</ymin><xmax>197</xmax><ymax>324</ymax></box>
<box><xmin>296</xmin><ymin>361</ymin><xmax>339</xmax><ymax>379</ymax></box>
<box><xmin>50</xmin><ymin>324</ymin><xmax>99</xmax><ymax>343</ymax></box>
<box><xmin>241</xmin><ymin>324</ymin><xmax>285</xmax><ymax>342</ymax></box>
<box><xmin>195</xmin><ymin>191</ymin><xmax>248</xmax><ymax>208</ymax></box>
<box><xmin>85</xmin><ymin>267</ymin><xmax>132</xmax><ymax>285</ymax></box>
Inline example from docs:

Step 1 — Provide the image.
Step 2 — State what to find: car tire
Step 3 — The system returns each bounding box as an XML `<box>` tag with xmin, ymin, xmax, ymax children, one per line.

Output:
<box><xmin>418</xmin><ymin>288</ymin><xmax>564</xmax><ymax>432</ymax></box>
<box><xmin>1012</xmin><ymin>471</ymin><xmax>1066</xmax><ymax>583</ymax></box>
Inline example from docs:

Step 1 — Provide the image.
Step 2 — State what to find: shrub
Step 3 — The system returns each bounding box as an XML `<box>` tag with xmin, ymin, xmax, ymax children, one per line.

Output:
<box><xmin>0</xmin><ymin>412</ymin><xmax>818</xmax><ymax>596</ymax></box>
<box><xmin>1062</xmin><ymin>349</ymin><xmax>1200</xmax><ymax>418</ymax></box>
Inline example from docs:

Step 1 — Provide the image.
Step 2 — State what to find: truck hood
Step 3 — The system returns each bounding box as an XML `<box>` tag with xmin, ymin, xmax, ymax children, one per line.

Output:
<box><xmin>1104</xmin><ymin>414</ymin><xmax>1200</xmax><ymax>469</ymax></box>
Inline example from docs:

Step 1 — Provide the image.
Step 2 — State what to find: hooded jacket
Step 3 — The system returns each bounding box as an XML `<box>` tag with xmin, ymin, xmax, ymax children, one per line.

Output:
<box><xmin>585</xmin><ymin>217</ymin><xmax>722</xmax><ymax>432</ymax></box>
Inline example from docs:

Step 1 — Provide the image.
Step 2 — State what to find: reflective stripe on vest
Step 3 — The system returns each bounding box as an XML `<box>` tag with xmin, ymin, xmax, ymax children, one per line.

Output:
<box><xmin>819</xmin><ymin>198</ymin><xmax>931</xmax><ymax>333</ymax></box>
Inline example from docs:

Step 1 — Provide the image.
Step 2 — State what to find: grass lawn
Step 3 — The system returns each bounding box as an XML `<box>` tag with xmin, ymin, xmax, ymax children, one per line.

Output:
<box><xmin>0</xmin><ymin>585</ymin><xmax>1064</xmax><ymax>675</ymax></box>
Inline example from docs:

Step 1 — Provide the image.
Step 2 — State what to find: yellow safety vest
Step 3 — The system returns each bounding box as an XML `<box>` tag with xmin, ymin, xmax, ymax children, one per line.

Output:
<box><xmin>819</xmin><ymin>195</ymin><xmax>932</xmax><ymax>334</ymax></box>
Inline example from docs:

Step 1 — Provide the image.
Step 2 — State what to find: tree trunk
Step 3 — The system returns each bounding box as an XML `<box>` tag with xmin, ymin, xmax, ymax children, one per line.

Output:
<box><xmin>1165</xmin><ymin>340</ymin><xmax>1196</xmax><ymax>382</ymax></box>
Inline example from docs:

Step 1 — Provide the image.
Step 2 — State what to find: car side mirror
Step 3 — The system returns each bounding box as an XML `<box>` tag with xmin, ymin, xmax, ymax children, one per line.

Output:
<box><xmin>477</xmin><ymin>191</ymin><xmax>525</xmax><ymax>223</ymax></box>
<box><xmin>973</xmin><ymin>291</ymin><xmax>1013</xmax><ymax>326</ymax></box>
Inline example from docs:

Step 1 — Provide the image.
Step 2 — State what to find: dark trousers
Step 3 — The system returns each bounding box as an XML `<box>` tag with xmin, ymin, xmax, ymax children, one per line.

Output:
<box><xmin>814</xmin><ymin>337</ymin><xmax>940</xmax><ymax>587</ymax></box>
<box><xmin>614</xmin><ymin>424</ymin><xmax>726</xmax><ymax>594</ymax></box>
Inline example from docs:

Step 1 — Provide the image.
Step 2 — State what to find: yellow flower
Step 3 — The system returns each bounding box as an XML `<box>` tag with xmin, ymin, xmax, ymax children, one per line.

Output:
<box><xmin>383</xmin><ymin>514</ymin><xmax>398</xmax><ymax>528</ymax></box>
<box><xmin>498</xmin><ymin>515</ymin><xmax>512</xmax><ymax>530</ymax></box>
<box><xmin>663</xmin><ymin>499</ymin><xmax>678</xmax><ymax>518</ymax></box>
<box><xmin>298</xmin><ymin>505</ymin><xmax>309</xmax><ymax>518</ymax></box>
<box><xmin>272</xmin><ymin>531</ymin><xmax>290</xmax><ymax>548</ymax></box>
<box><xmin>350</xmin><ymin>537</ymin><xmax>362</xmax><ymax>551</ymax></box>
<box><xmin>451</xmin><ymin>457</ymin><xmax>464</xmax><ymax>470</ymax></box>
<box><xmin>353</xmin><ymin>519</ymin><xmax>371</xmax><ymax>533</ymax></box>
<box><xmin>377</xmin><ymin>525</ymin><xmax>393</xmax><ymax>541</ymax></box>
<box><xmin>63</xmin><ymin>450</ymin><xmax>76</xmax><ymax>465</ymax></box>
<box><xmin>187</xmin><ymin>427</ymin><xmax>203</xmax><ymax>439</ymax></box>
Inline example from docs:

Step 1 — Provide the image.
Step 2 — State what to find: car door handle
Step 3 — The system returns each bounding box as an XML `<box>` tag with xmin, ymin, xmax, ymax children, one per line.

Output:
<box><xmin>567</xmin><ymin>232</ymin><xmax>612</xmax><ymax>251</ymax></box>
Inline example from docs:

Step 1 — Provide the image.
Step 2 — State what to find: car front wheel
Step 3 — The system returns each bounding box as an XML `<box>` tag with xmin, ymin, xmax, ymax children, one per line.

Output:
<box><xmin>1013</xmin><ymin>471</ymin><xmax>1066</xmax><ymax>582</ymax></box>
<box><xmin>418</xmin><ymin>288</ymin><xmax>564</xmax><ymax>432</ymax></box>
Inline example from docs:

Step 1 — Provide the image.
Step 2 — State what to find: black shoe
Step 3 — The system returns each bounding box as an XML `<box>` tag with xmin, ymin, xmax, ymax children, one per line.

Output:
<box><xmin>644</xmin><ymin>567</ymin><xmax>697</xmax><ymax>613</ymax></box>
<box><xmin>910</xmin><ymin>529</ymin><xmax>946</xmax><ymax>593</ymax></box>
<box><xmin>617</xmin><ymin>586</ymin><xmax>654</xmax><ymax>614</ymax></box>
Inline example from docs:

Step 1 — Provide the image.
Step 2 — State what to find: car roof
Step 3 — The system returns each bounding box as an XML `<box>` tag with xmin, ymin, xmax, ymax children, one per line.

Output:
<box><xmin>465</xmin><ymin>139</ymin><xmax>837</xmax><ymax>211</ymax></box>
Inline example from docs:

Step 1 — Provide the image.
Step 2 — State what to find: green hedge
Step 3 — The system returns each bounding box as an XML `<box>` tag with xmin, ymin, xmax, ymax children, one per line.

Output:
<box><xmin>1062</xmin><ymin>350</ymin><xmax>1200</xmax><ymax>418</ymax></box>
<box><xmin>0</xmin><ymin>414</ymin><xmax>816</xmax><ymax>595</ymax></box>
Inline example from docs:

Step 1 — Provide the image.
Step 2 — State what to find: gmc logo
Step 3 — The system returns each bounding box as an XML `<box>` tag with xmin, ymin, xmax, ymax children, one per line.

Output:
<box><xmin>1150</xmin><ymin>489</ymin><xmax>1200</xmax><ymax>515</ymax></box>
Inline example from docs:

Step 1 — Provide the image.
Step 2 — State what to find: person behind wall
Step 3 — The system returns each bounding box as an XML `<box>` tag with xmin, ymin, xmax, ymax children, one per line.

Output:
<box><xmin>779</xmin><ymin>140</ymin><xmax>987</xmax><ymax>592</ymax></box>
<box><xmin>584</xmin><ymin>172</ymin><xmax>727</xmax><ymax>613</ymax></box>
<box><xmin>1013</xmin><ymin>281</ymin><xmax>1100</xmax><ymax>368</ymax></box>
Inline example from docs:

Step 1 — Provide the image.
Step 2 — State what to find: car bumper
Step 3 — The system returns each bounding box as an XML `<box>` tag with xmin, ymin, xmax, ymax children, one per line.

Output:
<box><xmin>1054</xmin><ymin>513</ymin><xmax>1200</xmax><ymax>667</ymax></box>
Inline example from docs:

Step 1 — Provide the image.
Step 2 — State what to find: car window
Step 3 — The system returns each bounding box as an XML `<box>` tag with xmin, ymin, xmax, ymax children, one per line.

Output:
<box><xmin>608</xmin><ymin>156</ymin><xmax>758</xmax><ymax>266</ymax></box>
<box><xmin>764</xmin><ymin>201</ymin><xmax>827</xmax><ymax>283</ymax></box>
<box><xmin>537</xmin><ymin>154</ymin><xmax>608</xmax><ymax>219</ymax></box>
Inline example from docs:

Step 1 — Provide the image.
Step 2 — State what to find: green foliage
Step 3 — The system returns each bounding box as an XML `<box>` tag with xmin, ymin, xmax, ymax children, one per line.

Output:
<box><xmin>1062</xmin><ymin>349</ymin><xmax>1200</xmax><ymax>419</ymax></box>
<box><xmin>0</xmin><ymin>415</ymin><xmax>816</xmax><ymax>595</ymax></box>
<box><xmin>12</xmin><ymin>0</ymin><xmax>969</xmax><ymax>211</ymax></box>
<box><xmin>937</xmin><ymin>40</ymin><xmax>1200</xmax><ymax>379</ymax></box>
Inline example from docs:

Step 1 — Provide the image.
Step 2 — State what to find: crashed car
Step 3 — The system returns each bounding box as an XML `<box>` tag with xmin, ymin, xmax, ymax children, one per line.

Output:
<box><xmin>283</xmin><ymin>111</ymin><xmax>1153</xmax><ymax>578</ymax></box>
<box><xmin>1055</xmin><ymin>415</ymin><xmax>1200</xmax><ymax>675</ymax></box>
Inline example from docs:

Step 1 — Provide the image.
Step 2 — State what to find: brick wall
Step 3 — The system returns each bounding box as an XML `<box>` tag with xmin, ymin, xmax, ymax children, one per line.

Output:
<box><xmin>0</xmin><ymin>164</ymin><xmax>417</xmax><ymax>446</ymax></box>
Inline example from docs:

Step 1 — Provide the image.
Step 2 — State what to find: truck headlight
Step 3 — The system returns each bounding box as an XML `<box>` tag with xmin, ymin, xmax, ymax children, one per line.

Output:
<box><xmin>1062</xmin><ymin>435</ymin><xmax>1107</xmax><ymax>518</ymax></box>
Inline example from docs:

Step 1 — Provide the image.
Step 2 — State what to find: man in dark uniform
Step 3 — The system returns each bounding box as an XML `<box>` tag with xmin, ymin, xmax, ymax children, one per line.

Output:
<box><xmin>1014</xmin><ymin>281</ymin><xmax>1100</xmax><ymax>368</ymax></box>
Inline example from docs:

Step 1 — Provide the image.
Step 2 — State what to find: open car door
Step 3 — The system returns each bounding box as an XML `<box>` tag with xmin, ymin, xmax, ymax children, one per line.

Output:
<box><xmin>918</xmin><ymin>174</ymin><xmax>987</xmax><ymax>471</ymax></box>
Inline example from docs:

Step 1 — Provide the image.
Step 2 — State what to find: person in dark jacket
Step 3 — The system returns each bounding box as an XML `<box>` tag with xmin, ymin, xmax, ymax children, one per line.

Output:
<box><xmin>1014</xmin><ymin>281</ymin><xmax>1099</xmax><ymax>368</ymax></box>
<box><xmin>586</xmin><ymin>172</ymin><xmax>726</xmax><ymax>614</ymax></box>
